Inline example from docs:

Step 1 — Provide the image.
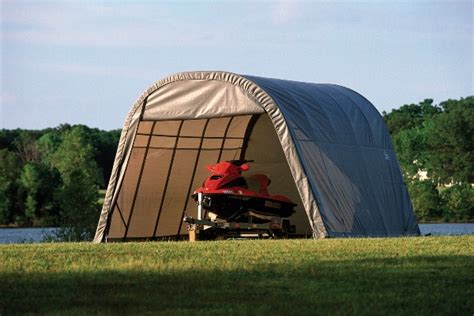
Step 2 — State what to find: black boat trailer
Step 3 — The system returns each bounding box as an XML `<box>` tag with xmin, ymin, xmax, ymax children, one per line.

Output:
<box><xmin>183</xmin><ymin>215</ymin><xmax>292</xmax><ymax>241</ymax></box>
<box><xmin>183</xmin><ymin>193</ymin><xmax>293</xmax><ymax>241</ymax></box>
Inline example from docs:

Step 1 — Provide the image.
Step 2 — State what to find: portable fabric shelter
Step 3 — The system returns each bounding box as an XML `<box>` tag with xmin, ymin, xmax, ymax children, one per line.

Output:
<box><xmin>94</xmin><ymin>71</ymin><xmax>420</xmax><ymax>242</ymax></box>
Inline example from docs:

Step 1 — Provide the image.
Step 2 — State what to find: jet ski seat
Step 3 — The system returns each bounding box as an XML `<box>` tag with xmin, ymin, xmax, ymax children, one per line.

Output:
<box><xmin>246</xmin><ymin>174</ymin><xmax>271</xmax><ymax>196</ymax></box>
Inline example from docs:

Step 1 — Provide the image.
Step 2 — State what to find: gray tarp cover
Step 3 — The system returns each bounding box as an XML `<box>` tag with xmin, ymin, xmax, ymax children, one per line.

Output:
<box><xmin>244</xmin><ymin>75</ymin><xmax>419</xmax><ymax>237</ymax></box>
<box><xmin>94</xmin><ymin>71</ymin><xmax>419</xmax><ymax>242</ymax></box>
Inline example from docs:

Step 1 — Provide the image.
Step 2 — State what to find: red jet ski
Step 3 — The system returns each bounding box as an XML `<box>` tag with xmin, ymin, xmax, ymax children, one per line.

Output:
<box><xmin>192</xmin><ymin>160</ymin><xmax>296</xmax><ymax>223</ymax></box>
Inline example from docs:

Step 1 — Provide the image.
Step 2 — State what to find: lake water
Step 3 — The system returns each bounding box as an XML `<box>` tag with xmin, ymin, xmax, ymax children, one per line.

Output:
<box><xmin>0</xmin><ymin>227</ymin><xmax>58</xmax><ymax>244</ymax></box>
<box><xmin>418</xmin><ymin>223</ymin><xmax>474</xmax><ymax>236</ymax></box>
<box><xmin>0</xmin><ymin>223</ymin><xmax>473</xmax><ymax>244</ymax></box>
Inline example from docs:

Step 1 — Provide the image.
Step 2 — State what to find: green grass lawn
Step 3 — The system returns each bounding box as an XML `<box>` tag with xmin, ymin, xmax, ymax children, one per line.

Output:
<box><xmin>1</xmin><ymin>236</ymin><xmax>473</xmax><ymax>315</ymax></box>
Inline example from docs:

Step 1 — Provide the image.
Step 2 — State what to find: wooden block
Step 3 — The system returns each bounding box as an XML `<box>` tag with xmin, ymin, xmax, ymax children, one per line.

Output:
<box><xmin>189</xmin><ymin>229</ymin><xmax>196</xmax><ymax>242</ymax></box>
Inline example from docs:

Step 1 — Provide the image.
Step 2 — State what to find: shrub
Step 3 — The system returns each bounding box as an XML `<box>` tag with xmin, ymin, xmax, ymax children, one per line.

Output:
<box><xmin>407</xmin><ymin>179</ymin><xmax>441</xmax><ymax>221</ymax></box>
<box><xmin>440</xmin><ymin>183</ymin><xmax>474</xmax><ymax>222</ymax></box>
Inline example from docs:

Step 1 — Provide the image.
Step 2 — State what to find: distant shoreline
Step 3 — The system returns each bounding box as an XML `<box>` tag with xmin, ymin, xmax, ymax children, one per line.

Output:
<box><xmin>0</xmin><ymin>224</ymin><xmax>59</xmax><ymax>229</ymax></box>
<box><xmin>1</xmin><ymin>222</ymin><xmax>473</xmax><ymax>229</ymax></box>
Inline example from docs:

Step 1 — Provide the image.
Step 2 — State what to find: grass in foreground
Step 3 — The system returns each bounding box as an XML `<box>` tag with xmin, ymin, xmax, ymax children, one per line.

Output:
<box><xmin>1</xmin><ymin>236</ymin><xmax>473</xmax><ymax>315</ymax></box>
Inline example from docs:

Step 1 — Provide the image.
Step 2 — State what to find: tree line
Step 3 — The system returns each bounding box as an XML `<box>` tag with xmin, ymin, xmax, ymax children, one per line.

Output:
<box><xmin>0</xmin><ymin>125</ymin><xmax>120</xmax><ymax>240</ymax></box>
<box><xmin>383</xmin><ymin>96</ymin><xmax>473</xmax><ymax>222</ymax></box>
<box><xmin>0</xmin><ymin>96</ymin><xmax>472</xmax><ymax>240</ymax></box>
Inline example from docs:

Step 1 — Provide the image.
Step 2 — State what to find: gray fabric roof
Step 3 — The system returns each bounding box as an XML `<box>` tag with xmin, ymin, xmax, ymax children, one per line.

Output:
<box><xmin>243</xmin><ymin>75</ymin><xmax>420</xmax><ymax>237</ymax></box>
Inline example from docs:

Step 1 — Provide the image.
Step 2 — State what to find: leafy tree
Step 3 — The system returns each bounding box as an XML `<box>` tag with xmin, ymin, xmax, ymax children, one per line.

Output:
<box><xmin>90</xmin><ymin>128</ymin><xmax>121</xmax><ymax>185</ymax></box>
<box><xmin>20</xmin><ymin>163</ymin><xmax>41</xmax><ymax>222</ymax></box>
<box><xmin>0</xmin><ymin>149</ymin><xmax>22</xmax><ymax>224</ymax></box>
<box><xmin>440</xmin><ymin>183</ymin><xmax>474</xmax><ymax>222</ymax></box>
<box><xmin>384</xmin><ymin>99</ymin><xmax>442</xmax><ymax>180</ymax></box>
<box><xmin>1</xmin><ymin>124</ymin><xmax>120</xmax><ymax>229</ymax></box>
<box><xmin>18</xmin><ymin>162</ymin><xmax>61</xmax><ymax>226</ymax></box>
<box><xmin>386</xmin><ymin>97</ymin><xmax>473</xmax><ymax>185</ymax></box>
<box><xmin>37</xmin><ymin>130</ymin><xmax>62</xmax><ymax>165</ymax></box>
<box><xmin>59</xmin><ymin>125</ymin><xmax>120</xmax><ymax>185</ymax></box>
<box><xmin>13</xmin><ymin>130</ymin><xmax>42</xmax><ymax>163</ymax></box>
<box><xmin>54</xmin><ymin>168</ymin><xmax>101</xmax><ymax>241</ymax></box>
<box><xmin>383</xmin><ymin>99</ymin><xmax>440</xmax><ymax>135</ymax></box>
<box><xmin>0</xmin><ymin>129</ymin><xmax>23</xmax><ymax>151</ymax></box>
<box><xmin>391</xmin><ymin>127</ymin><xmax>427</xmax><ymax>178</ymax></box>
<box><xmin>406</xmin><ymin>179</ymin><xmax>441</xmax><ymax>221</ymax></box>
<box><xmin>385</xmin><ymin>96</ymin><xmax>473</xmax><ymax>222</ymax></box>
<box><xmin>50</xmin><ymin>127</ymin><xmax>102</xmax><ymax>240</ymax></box>
<box><xmin>424</xmin><ymin>97</ymin><xmax>474</xmax><ymax>184</ymax></box>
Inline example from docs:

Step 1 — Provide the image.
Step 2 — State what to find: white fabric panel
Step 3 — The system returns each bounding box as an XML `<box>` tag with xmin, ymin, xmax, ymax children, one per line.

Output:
<box><xmin>144</xmin><ymin>79</ymin><xmax>264</xmax><ymax>120</ymax></box>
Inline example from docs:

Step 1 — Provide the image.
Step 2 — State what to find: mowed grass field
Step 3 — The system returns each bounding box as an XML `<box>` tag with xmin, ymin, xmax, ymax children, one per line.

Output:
<box><xmin>1</xmin><ymin>236</ymin><xmax>473</xmax><ymax>315</ymax></box>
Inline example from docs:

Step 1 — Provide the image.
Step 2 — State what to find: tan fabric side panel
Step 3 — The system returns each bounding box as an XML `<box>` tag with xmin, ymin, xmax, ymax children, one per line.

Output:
<box><xmin>134</xmin><ymin>135</ymin><xmax>150</xmax><ymax>147</ymax></box>
<box><xmin>153</xmin><ymin>120</ymin><xmax>182</xmax><ymax>135</ymax></box>
<box><xmin>177</xmin><ymin>138</ymin><xmax>201</xmax><ymax>148</ymax></box>
<box><xmin>205</xmin><ymin>117</ymin><xmax>232</xmax><ymax>137</ymax></box>
<box><xmin>138</xmin><ymin>121</ymin><xmax>154</xmax><ymax>134</ymax></box>
<box><xmin>153</xmin><ymin>119</ymin><xmax>205</xmax><ymax>236</ymax></box>
<box><xmin>150</xmin><ymin>136</ymin><xmax>176</xmax><ymax>148</ymax></box>
<box><xmin>177</xmin><ymin>150</ymin><xmax>221</xmax><ymax>235</ymax></box>
<box><xmin>155</xmin><ymin>150</ymin><xmax>198</xmax><ymax>236</ymax></box>
<box><xmin>202</xmin><ymin>139</ymin><xmax>222</xmax><ymax>149</ymax></box>
<box><xmin>127</xmin><ymin>149</ymin><xmax>173</xmax><ymax>238</ymax></box>
<box><xmin>176</xmin><ymin>116</ymin><xmax>245</xmax><ymax>235</ymax></box>
<box><xmin>95</xmin><ymin>71</ymin><xmax>266</xmax><ymax>242</ymax></box>
<box><xmin>244</xmin><ymin>116</ymin><xmax>312</xmax><ymax>235</ymax></box>
<box><xmin>219</xmin><ymin>149</ymin><xmax>241</xmax><ymax>161</ymax></box>
<box><xmin>227</xmin><ymin>115</ymin><xmax>252</xmax><ymax>138</ymax></box>
<box><xmin>94</xmin><ymin>104</ymin><xmax>141</xmax><ymax>242</ymax></box>
<box><xmin>144</xmin><ymin>80</ymin><xmax>264</xmax><ymax>121</ymax></box>
<box><xmin>151</xmin><ymin>120</ymin><xmax>182</xmax><ymax>148</ymax></box>
<box><xmin>108</xmin><ymin>206</ymin><xmax>126</xmax><ymax>238</ymax></box>
<box><xmin>218</xmin><ymin>115</ymin><xmax>248</xmax><ymax>159</ymax></box>
<box><xmin>110</xmin><ymin>116</ymin><xmax>251</xmax><ymax>238</ymax></box>
<box><xmin>224</xmin><ymin>139</ymin><xmax>241</xmax><ymax>149</ymax></box>
<box><xmin>154</xmin><ymin>116</ymin><xmax>249</xmax><ymax>237</ymax></box>
<box><xmin>180</xmin><ymin>119</ymin><xmax>207</xmax><ymax>136</ymax></box>
<box><xmin>107</xmin><ymin>147</ymin><xmax>146</xmax><ymax>239</ymax></box>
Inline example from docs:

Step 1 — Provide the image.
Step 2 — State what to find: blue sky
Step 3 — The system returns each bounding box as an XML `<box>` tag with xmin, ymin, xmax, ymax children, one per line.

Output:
<box><xmin>1</xmin><ymin>0</ymin><xmax>472</xmax><ymax>130</ymax></box>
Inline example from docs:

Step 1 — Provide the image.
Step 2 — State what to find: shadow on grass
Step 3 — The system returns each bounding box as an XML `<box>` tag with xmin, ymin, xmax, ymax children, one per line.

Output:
<box><xmin>1</xmin><ymin>255</ymin><xmax>472</xmax><ymax>315</ymax></box>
